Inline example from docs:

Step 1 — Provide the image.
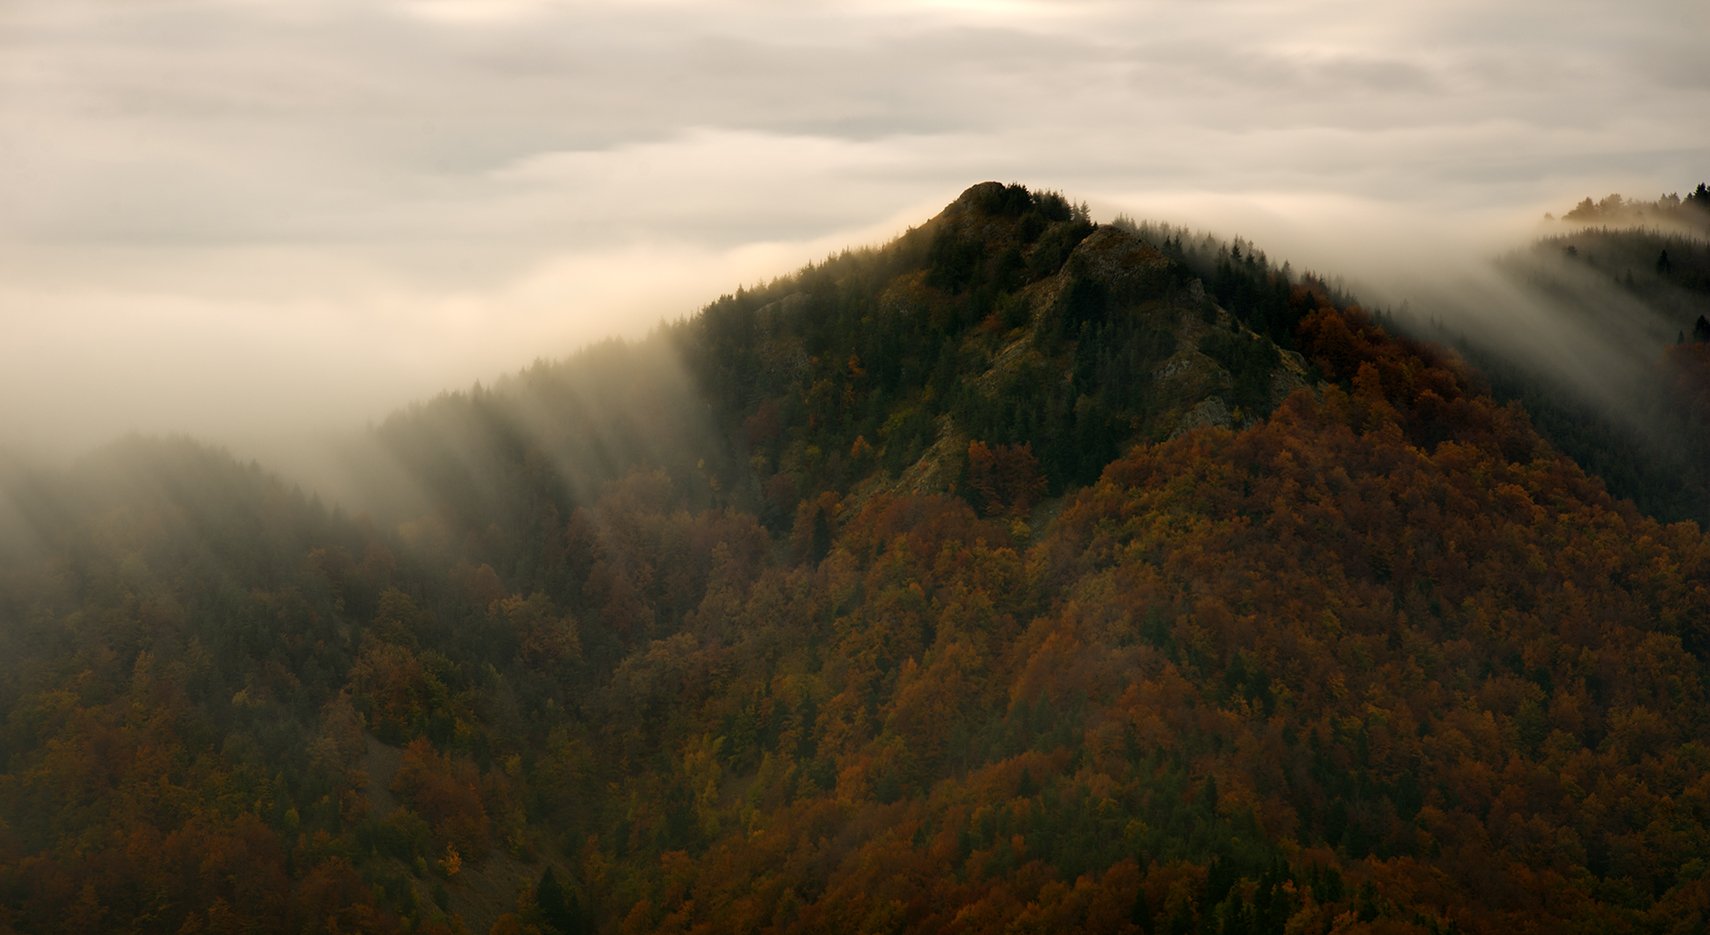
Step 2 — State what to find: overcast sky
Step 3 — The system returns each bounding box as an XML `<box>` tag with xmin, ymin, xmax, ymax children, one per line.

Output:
<box><xmin>3</xmin><ymin>0</ymin><xmax>1706</xmax><ymax>458</ymax></box>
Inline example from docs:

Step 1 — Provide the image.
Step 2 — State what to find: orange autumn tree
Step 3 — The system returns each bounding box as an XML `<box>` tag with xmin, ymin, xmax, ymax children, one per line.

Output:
<box><xmin>964</xmin><ymin>440</ymin><xmax>1048</xmax><ymax>518</ymax></box>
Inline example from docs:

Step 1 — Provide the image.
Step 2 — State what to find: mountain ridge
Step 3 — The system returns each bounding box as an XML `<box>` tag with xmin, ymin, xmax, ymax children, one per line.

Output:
<box><xmin>1</xmin><ymin>183</ymin><xmax>1707</xmax><ymax>934</ymax></box>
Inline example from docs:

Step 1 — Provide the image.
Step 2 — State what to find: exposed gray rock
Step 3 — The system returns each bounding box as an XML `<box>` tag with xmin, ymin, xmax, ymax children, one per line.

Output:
<box><xmin>1172</xmin><ymin>397</ymin><xmax>1234</xmax><ymax>437</ymax></box>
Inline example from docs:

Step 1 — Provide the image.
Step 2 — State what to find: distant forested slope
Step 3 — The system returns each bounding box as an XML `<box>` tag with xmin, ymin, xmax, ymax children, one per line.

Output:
<box><xmin>1396</xmin><ymin>185</ymin><xmax>1710</xmax><ymax>527</ymax></box>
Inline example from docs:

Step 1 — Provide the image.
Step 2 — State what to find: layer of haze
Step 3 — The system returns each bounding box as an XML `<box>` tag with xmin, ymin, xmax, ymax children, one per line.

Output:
<box><xmin>4</xmin><ymin>0</ymin><xmax>1706</xmax><ymax>465</ymax></box>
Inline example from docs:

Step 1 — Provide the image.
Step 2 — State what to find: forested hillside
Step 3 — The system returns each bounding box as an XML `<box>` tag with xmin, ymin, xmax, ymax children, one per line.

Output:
<box><xmin>2</xmin><ymin>184</ymin><xmax>1708</xmax><ymax>934</ymax></box>
<box><xmin>1410</xmin><ymin>186</ymin><xmax>1710</xmax><ymax>526</ymax></box>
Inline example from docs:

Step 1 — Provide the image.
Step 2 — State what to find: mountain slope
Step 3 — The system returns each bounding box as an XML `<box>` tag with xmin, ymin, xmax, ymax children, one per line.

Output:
<box><xmin>1</xmin><ymin>184</ymin><xmax>1707</xmax><ymax>934</ymax></box>
<box><xmin>354</xmin><ymin>183</ymin><xmax>1310</xmax><ymax>580</ymax></box>
<box><xmin>1409</xmin><ymin>187</ymin><xmax>1710</xmax><ymax>526</ymax></box>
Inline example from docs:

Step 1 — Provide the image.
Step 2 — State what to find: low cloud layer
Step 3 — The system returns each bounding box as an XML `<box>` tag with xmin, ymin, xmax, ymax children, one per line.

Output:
<box><xmin>4</xmin><ymin>0</ymin><xmax>1706</xmax><ymax>458</ymax></box>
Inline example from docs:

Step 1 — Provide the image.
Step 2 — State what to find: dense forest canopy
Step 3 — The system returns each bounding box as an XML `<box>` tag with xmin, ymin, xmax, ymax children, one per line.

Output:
<box><xmin>2</xmin><ymin>183</ymin><xmax>1709</xmax><ymax>934</ymax></box>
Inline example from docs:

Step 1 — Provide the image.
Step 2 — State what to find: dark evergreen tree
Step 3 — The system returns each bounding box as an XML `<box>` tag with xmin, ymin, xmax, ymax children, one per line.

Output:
<box><xmin>536</xmin><ymin>867</ymin><xmax>587</xmax><ymax>935</ymax></box>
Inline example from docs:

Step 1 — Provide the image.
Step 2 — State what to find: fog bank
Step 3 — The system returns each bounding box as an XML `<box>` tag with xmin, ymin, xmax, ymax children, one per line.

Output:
<box><xmin>4</xmin><ymin>0</ymin><xmax>1703</xmax><ymax>467</ymax></box>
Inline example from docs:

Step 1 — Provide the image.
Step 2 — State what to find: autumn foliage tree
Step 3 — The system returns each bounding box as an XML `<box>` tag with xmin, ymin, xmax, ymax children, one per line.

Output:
<box><xmin>964</xmin><ymin>440</ymin><xmax>1048</xmax><ymax>517</ymax></box>
<box><xmin>4</xmin><ymin>186</ymin><xmax>1710</xmax><ymax>934</ymax></box>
